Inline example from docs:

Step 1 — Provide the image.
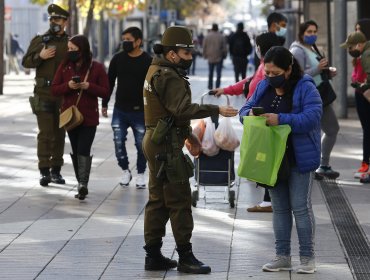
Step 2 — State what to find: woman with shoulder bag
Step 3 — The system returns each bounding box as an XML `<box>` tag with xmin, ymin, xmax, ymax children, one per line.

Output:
<box><xmin>52</xmin><ymin>35</ymin><xmax>109</xmax><ymax>200</ymax></box>
<box><xmin>290</xmin><ymin>20</ymin><xmax>340</xmax><ymax>180</ymax></box>
<box><xmin>239</xmin><ymin>46</ymin><xmax>322</xmax><ymax>274</ymax></box>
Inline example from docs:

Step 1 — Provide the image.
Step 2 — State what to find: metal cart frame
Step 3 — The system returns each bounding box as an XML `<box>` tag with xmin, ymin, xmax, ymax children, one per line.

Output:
<box><xmin>191</xmin><ymin>92</ymin><xmax>238</xmax><ymax>208</ymax></box>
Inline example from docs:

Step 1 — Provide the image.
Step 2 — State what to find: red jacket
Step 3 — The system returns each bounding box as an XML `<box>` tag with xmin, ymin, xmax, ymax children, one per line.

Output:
<box><xmin>52</xmin><ymin>61</ymin><xmax>109</xmax><ymax>126</ymax></box>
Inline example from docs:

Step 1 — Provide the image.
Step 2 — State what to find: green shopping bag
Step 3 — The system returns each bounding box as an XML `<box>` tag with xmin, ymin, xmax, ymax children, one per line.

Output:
<box><xmin>237</xmin><ymin>116</ymin><xmax>291</xmax><ymax>187</ymax></box>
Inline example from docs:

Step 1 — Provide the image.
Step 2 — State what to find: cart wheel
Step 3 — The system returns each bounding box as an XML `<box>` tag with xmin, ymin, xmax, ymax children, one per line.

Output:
<box><xmin>192</xmin><ymin>190</ymin><xmax>198</xmax><ymax>207</ymax></box>
<box><xmin>229</xmin><ymin>190</ymin><xmax>235</xmax><ymax>208</ymax></box>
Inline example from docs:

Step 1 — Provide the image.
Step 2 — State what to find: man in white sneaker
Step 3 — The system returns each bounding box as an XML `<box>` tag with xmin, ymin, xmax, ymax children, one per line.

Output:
<box><xmin>102</xmin><ymin>27</ymin><xmax>152</xmax><ymax>188</ymax></box>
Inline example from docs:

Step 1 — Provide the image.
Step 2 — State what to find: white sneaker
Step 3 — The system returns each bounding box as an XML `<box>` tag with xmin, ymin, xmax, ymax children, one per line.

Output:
<box><xmin>297</xmin><ymin>256</ymin><xmax>316</xmax><ymax>274</ymax></box>
<box><xmin>262</xmin><ymin>255</ymin><xmax>292</xmax><ymax>272</ymax></box>
<box><xmin>136</xmin><ymin>173</ymin><xmax>146</xmax><ymax>189</ymax></box>
<box><xmin>120</xmin><ymin>170</ymin><xmax>132</xmax><ymax>186</ymax></box>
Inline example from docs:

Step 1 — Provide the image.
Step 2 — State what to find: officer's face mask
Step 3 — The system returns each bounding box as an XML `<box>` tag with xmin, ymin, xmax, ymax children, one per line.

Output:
<box><xmin>265</xmin><ymin>73</ymin><xmax>286</xmax><ymax>88</ymax></box>
<box><xmin>122</xmin><ymin>40</ymin><xmax>134</xmax><ymax>53</ymax></box>
<box><xmin>178</xmin><ymin>58</ymin><xmax>193</xmax><ymax>70</ymax></box>
<box><xmin>68</xmin><ymin>50</ymin><xmax>81</xmax><ymax>62</ymax></box>
<box><xmin>50</xmin><ymin>22</ymin><xmax>62</xmax><ymax>34</ymax></box>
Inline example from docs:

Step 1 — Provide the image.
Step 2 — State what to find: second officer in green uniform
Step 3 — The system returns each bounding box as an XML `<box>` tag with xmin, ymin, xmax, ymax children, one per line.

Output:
<box><xmin>22</xmin><ymin>4</ymin><xmax>69</xmax><ymax>186</ymax></box>
<box><xmin>142</xmin><ymin>26</ymin><xmax>238</xmax><ymax>274</ymax></box>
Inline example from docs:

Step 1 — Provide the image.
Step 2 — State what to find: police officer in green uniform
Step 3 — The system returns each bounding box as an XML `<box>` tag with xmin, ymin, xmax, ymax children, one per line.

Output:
<box><xmin>142</xmin><ymin>26</ymin><xmax>238</xmax><ymax>274</ymax></box>
<box><xmin>22</xmin><ymin>4</ymin><xmax>69</xmax><ymax>187</ymax></box>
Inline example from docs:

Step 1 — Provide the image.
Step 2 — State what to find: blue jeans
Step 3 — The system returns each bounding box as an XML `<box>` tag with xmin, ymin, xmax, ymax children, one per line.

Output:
<box><xmin>268</xmin><ymin>170</ymin><xmax>315</xmax><ymax>258</ymax></box>
<box><xmin>111</xmin><ymin>108</ymin><xmax>146</xmax><ymax>174</ymax></box>
<box><xmin>208</xmin><ymin>61</ymin><xmax>223</xmax><ymax>89</ymax></box>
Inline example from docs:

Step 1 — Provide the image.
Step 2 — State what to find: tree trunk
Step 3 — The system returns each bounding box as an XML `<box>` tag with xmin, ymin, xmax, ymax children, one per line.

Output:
<box><xmin>0</xmin><ymin>0</ymin><xmax>5</xmax><ymax>95</ymax></box>
<box><xmin>83</xmin><ymin>0</ymin><xmax>95</xmax><ymax>37</ymax></box>
<box><xmin>67</xmin><ymin>0</ymin><xmax>79</xmax><ymax>35</ymax></box>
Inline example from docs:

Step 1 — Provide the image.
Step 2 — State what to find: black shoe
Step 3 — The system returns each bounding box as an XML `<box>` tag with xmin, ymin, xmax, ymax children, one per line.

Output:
<box><xmin>51</xmin><ymin>173</ymin><xmax>66</xmax><ymax>184</ymax></box>
<box><xmin>144</xmin><ymin>242</ymin><xmax>177</xmax><ymax>271</ymax></box>
<box><xmin>177</xmin><ymin>244</ymin><xmax>211</xmax><ymax>274</ymax></box>
<box><xmin>51</xmin><ymin>167</ymin><xmax>66</xmax><ymax>184</ymax></box>
<box><xmin>145</xmin><ymin>256</ymin><xmax>177</xmax><ymax>271</ymax></box>
<box><xmin>75</xmin><ymin>184</ymin><xmax>88</xmax><ymax>200</ymax></box>
<box><xmin>39</xmin><ymin>168</ymin><xmax>51</xmax><ymax>186</ymax></box>
<box><xmin>40</xmin><ymin>174</ymin><xmax>51</xmax><ymax>186</ymax></box>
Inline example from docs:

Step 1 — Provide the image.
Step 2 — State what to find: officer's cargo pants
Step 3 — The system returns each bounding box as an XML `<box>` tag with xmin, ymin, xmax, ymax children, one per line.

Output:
<box><xmin>142</xmin><ymin>130</ymin><xmax>194</xmax><ymax>246</ymax></box>
<box><xmin>36</xmin><ymin>111</ymin><xmax>65</xmax><ymax>169</ymax></box>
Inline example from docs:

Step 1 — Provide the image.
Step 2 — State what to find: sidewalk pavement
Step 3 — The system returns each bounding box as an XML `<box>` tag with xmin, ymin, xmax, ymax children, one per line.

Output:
<box><xmin>0</xmin><ymin>57</ymin><xmax>369</xmax><ymax>280</ymax></box>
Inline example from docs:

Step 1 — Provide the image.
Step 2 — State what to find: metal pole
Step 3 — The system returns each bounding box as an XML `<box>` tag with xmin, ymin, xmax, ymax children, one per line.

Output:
<box><xmin>303</xmin><ymin>0</ymin><xmax>309</xmax><ymax>21</ymax></box>
<box><xmin>333</xmin><ymin>0</ymin><xmax>347</xmax><ymax>118</ymax></box>
<box><xmin>326</xmin><ymin>0</ymin><xmax>332</xmax><ymax>64</ymax></box>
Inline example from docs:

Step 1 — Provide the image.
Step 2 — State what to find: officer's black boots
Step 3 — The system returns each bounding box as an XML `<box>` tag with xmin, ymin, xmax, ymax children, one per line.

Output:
<box><xmin>39</xmin><ymin>167</ymin><xmax>51</xmax><ymax>186</ymax></box>
<box><xmin>75</xmin><ymin>155</ymin><xmax>92</xmax><ymax>200</ymax></box>
<box><xmin>51</xmin><ymin>166</ymin><xmax>65</xmax><ymax>184</ymax></box>
<box><xmin>176</xmin><ymin>243</ymin><xmax>211</xmax><ymax>274</ymax></box>
<box><xmin>144</xmin><ymin>242</ymin><xmax>178</xmax><ymax>271</ymax></box>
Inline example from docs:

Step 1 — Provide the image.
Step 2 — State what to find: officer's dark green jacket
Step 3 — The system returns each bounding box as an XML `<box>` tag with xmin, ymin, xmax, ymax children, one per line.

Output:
<box><xmin>143</xmin><ymin>57</ymin><xmax>219</xmax><ymax>127</ymax></box>
<box><xmin>22</xmin><ymin>31</ymin><xmax>68</xmax><ymax>101</ymax></box>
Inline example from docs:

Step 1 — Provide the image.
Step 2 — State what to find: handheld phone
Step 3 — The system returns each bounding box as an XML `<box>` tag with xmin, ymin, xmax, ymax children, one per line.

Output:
<box><xmin>252</xmin><ymin>107</ymin><xmax>265</xmax><ymax>116</ymax></box>
<box><xmin>72</xmin><ymin>76</ymin><xmax>81</xmax><ymax>83</ymax></box>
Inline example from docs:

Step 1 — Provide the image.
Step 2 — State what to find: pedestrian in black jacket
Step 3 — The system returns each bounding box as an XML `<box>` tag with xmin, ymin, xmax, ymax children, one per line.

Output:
<box><xmin>228</xmin><ymin>22</ymin><xmax>252</xmax><ymax>82</ymax></box>
<box><xmin>102</xmin><ymin>27</ymin><xmax>152</xmax><ymax>189</ymax></box>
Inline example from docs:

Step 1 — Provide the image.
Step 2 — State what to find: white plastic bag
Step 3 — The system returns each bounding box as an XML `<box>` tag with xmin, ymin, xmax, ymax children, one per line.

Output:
<box><xmin>201</xmin><ymin>117</ymin><xmax>220</xmax><ymax>156</ymax></box>
<box><xmin>214</xmin><ymin>117</ymin><xmax>240</xmax><ymax>151</ymax></box>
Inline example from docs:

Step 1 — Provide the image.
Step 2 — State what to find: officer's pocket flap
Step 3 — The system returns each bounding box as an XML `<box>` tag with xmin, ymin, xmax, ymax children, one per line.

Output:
<box><xmin>165</xmin><ymin>153</ymin><xmax>194</xmax><ymax>184</ymax></box>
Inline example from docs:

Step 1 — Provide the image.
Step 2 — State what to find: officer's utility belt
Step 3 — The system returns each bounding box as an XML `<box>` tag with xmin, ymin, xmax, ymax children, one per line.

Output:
<box><xmin>29</xmin><ymin>95</ymin><xmax>56</xmax><ymax>114</ymax></box>
<box><xmin>150</xmin><ymin>116</ymin><xmax>191</xmax><ymax>145</ymax></box>
<box><xmin>35</xmin><ymin>77</ymin><xmax>52</xmax><ymax>87</ymax></box>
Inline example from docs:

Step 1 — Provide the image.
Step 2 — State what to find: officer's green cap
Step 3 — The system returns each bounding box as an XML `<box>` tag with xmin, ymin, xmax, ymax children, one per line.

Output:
<box><xmin>340</xmin><ymin>31</ymin><xmax>367</xmax><ymax>48</ymax></box>
<box><xmin>48</xmin><ymin>4</ymin><xmax>70</xmax><ymax>19</ymax></box>
<box><xmin>161</xmin><ymin>26</ymin><xmax>194</xmax><ymax>48</ymax></box>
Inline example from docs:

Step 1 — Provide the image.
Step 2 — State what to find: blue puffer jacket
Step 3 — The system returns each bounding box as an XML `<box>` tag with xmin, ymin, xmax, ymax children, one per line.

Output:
<box><xmin>239</xmin><ymin>74</ymin><xmax>322</xmax><ymax>173</ymax></box>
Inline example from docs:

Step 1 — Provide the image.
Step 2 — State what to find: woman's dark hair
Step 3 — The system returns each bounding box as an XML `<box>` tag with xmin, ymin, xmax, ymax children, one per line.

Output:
<box><xmin>153</xmin><ymin>44</ymin><xmax>179</xmax><ymax>56</ymax></box>
<box><xmin>61</xmin><ymin>34</ymin><xmax>92</xmax><ymax>70</ymax></box>
<box><xmin>255</xmin><ymin>32</ymin><xmax>282</xmax><ymax>57</ymax></box>
<box><xmin>298</xmin><ymin>20</ymin><xmax>318</xmax><ymax>43</ymax></box>
<box><xmin>264</xmin><ymin>46</ymin><xmax>303</xmax><ymax>95</ymax></box>
<box><xmin>352</xmin><ymin>18</ymin><xmax>370</xmax><ymax>66</ymax></box>
<box><xmin>356</xmin><ymin>18</ymin><xmax>370</xmax><ymax>39</ymax></box>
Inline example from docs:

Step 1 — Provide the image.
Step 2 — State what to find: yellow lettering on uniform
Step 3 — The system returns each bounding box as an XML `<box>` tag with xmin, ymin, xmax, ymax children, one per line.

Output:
<box><xmin>143</xmin><ymin>97</ymin><xmax>147</xmax><ymax>105</ymax></box>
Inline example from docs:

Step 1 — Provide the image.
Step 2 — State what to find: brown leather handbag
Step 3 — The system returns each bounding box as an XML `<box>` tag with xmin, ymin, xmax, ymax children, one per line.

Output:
<box><xmin>59</xmin><ymin>68</ymin><xmax>91</xmax><ymax>131</ymax></box>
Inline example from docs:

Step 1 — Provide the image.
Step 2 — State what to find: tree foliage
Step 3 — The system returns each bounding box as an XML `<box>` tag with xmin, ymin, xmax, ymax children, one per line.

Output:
<box><xmin>30</xmin><ymin>0</ymin><xmax>48</xmax><ymax>5</ymax></box>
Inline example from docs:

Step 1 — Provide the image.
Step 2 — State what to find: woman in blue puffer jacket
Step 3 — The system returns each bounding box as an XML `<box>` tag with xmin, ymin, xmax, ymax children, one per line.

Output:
<box><xmin>239</xmin><ymin>46</ymin><xmax>322</xmax><ymax>274</ymax></box>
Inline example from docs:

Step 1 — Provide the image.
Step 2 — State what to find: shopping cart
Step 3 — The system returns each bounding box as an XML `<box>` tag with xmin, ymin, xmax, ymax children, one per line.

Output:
<box><xmin>191</xmin><ymin>92</ymin><xmax>238</xmax><ymax>208</ymax></box>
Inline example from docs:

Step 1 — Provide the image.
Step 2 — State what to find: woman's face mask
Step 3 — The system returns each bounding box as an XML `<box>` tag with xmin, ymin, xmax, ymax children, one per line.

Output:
<box><xmin>265</xmin><ymin>73</ymin><xmax>286</xmax><ymax>88</ymax></box>
<box><xmin>178</xmin><ymin>58</ymin><xmax>193</xmax><ymax>70</ymax></box>
<box><xmin>68</xmin><ymin>50</ymin><xmax>81</xmax><ymax>62</ymax></box>
<box><xmin>303</xmin><ymin>35</ymin><xmax>317</xmax><ymax>45</ymax></box>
